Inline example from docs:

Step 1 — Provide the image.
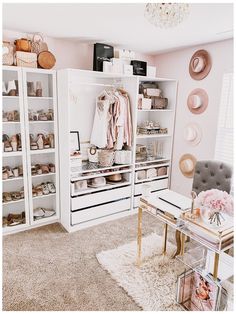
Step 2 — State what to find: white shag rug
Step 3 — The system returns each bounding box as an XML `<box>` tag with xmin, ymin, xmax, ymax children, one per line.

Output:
<box><xmin>97</xmin><ymin>233</ymin><xmax>234</xmax><ymax>311</ymax></box>
<box><xmin>97</xmin><ymin>233</ymin><xmax>184</xmax><ymax>311</ymax></box>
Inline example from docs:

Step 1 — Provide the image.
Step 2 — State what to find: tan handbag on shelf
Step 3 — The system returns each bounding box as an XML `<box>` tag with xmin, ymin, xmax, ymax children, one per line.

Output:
<box><xmin>14</xmin><ymin>38</ymin><xmax>32</xmax><ymax>52</ymax></box>
<box><xmin>31</xmin><ymin>33</ymin><xmax>48</xmax><ymax>55</ymax></box>
<box><xmin>2</xmin><ymin>41</ymin><xmax>14</xmax><ymax>65</ymax></box>
<box><xmin>15</xmin><ymin>51</ymin><xmax>37</xmax><ymax>68</ymax></box>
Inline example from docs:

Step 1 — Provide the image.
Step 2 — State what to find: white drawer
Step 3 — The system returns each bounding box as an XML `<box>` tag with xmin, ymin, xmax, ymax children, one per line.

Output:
<box><xmin>134</xmin><ymin>178</ymin><xmax>168</xmax><ymax>196</ymax></box>
<box><xmin>71</xmin><ymin>186</ymin><xmax>132</xmax><ymax>211</ymax></box>
<box><xmin>71</xmin><ymin>198</ymin><xmax>131</xmax><ymax>225</ymax></box>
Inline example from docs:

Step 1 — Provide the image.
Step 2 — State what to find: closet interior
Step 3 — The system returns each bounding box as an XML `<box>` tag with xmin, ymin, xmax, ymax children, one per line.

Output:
<box><xmin>58</xmin><ymin>69</ymin><xmax>177</xmax><ymax>232</ymax></box>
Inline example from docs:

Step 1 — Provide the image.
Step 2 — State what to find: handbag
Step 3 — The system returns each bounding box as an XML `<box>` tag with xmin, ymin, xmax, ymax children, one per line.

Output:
<box><xmin>2</xmin><ymin>41</ymin><xmax>14</xmax><ymax>65</ymax></box>
<box><xmin>14</xmin><ymin>38</ymin><xmax>31</xmax><ymax>52</ymax></box>
<box><xmin>15</xmin><ymin>51</ymin><xmax>37</xmax><ymax>68</ymax></box>
<box><xmin>88</xmin><ymin>146</ymin><xmax>101</xmax><ymax>163</ymax></box>
<box><xmin>114</xmin><ymin>150</ymin><xmax>132</xmax><ymax>165</ymax></box>
<box><xmin>31</xmin><ymin>33</ymin><xmax>48</xmax><ymax>55</ymax></box>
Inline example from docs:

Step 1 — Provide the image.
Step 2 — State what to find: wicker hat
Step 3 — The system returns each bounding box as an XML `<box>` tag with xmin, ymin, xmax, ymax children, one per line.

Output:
<box><xmin>184</xmin><ymin>123</ymin><xmax>202</xmax><ymax>146</ymax></box>
<box><xmin>179</xmin><ymin>154</ymin><xmax>197</xmax><ymax>178</ymax></box>
<box><xmin>187</xmin><ymin>88</ymin><xmax>208</xmax><ymax>114</ymax></box>
<box><xmin>189</xmin><ymin>49</ymin><xmax>212</xmax><ymax>80</ymax></box>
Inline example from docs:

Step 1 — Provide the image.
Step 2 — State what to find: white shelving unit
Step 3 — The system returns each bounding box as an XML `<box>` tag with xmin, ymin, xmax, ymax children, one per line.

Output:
<box><xmin>2</xmin><ymin>66</ymin><xmax>29</xmax><ymax>233</ymax></box>
<box><xmin>57</xmin><ymin>69</ymin><xmax>177</xmax><ymax>232</ymax></box>
<box><xmin>133</xmin><ymin>77</ymin><xmax>178</xmax><ymax>208</ymax></box>
<box><xmin>22</xmin><ymin>68</ymin><xmax>60</xmax><ymax>227</ymax></box>
<box><xmin>2</xmin><ymin>66</ymin><xmax>60</xmax><ymax>234</ymax></box>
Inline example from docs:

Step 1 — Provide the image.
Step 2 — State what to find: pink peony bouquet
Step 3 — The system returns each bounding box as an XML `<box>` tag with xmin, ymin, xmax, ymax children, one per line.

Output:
<box><xmin>196</xmin><ymin>189</ymin><xmax>233</xmax><ymax>216</ymax></box>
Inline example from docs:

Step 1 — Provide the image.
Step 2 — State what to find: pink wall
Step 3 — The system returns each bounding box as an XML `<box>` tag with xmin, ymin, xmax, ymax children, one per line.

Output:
<box><xmin>154</xmin><ymin>39</ymin><xmax>233</xmax><ymax>196</ymax></box>
<box><xmin>3</xmin><ymin>29</ymin><xmax>155</xmax><ymax>70</ymax></box>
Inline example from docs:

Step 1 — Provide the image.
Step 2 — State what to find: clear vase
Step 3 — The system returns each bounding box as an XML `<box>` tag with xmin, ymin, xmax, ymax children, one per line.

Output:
<box><xmin>200</xmin><ymin>207</ymin><xmax>227</xmax><ymax>228</ymax></box>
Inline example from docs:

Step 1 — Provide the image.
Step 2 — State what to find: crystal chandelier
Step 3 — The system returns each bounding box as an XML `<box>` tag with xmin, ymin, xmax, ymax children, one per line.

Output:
<box><xmin>145</xmin><ymin>3</ymin><xmax>190</xmax><ymax>29</ymax></box>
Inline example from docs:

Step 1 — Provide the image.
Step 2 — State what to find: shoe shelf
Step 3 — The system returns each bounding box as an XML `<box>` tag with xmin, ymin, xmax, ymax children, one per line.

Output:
<box><xmin>27</xmin><ymin>96</ymin><xmax>53</xmax><ymax>100</ymax></box>
<box><xmin>2</xmin><ymin>96</ymin><xmax>19</xmax><ymax>99</ymax></box>
<box><xmin>2</xmin><ymin>66</ymin><xmax>30</xmax><ymax>233</ymax></box>
<box><xmin>136</xmin><ymin>133</ymin><xmax>171</xmax><ymax>139</ymax></box>
<box><xmin>30</xmin><ymin>148</ymin><xmax>55</xmax><ymax>155</ymax></box>
<box><xmin>71</xmin><ymin>168</ymin><xmax>132</xmax><ymax>182</ymax></box>
<box><xmin>2</xmin><ymin>121</ymin><xmax>21</xmax><ymax>125</ymax></box>
<box><xmin>3</xmin><ymin>222</ymin><xmax>29</xmax><ymax>235</ymax></box>
<box><xmin>32</xmin><ymin>193</ymin><xmax>56</xmax><ymax>200</ymax></box>
<box><xmin>78</xmin><ymin>161</ymin><xmax>131</xmax><ymax>174</ymax></box>
<box><xmin>71</xmin><ymin>180</ymin><xmax>131</xmax><ymax>197</ymax></box>
<box><xmin>29</xmin><ymin>121</ymin><xmax>54</xmax><ymax>124</ymax></box>
<box><xmin>3</xmin><ymin>176</ymin><xmax>24</xmax><ymax>182</ymax></box>
<box><xmin>135</xmin><ymin>158</ymin><xmax>170</xmax><ymax>166</ymax></box>
<box><xmin>22</xmin><ymin>68</ymin><xmax>59</xmax><ymax>227</ymax></box>
<box><xmin>135</xmin><ymin>175</ymin><xmax>169</xmax><ymax>184</ymax></box>
<box><xmin>31</xmin><ymin>172</ymin><xmax>56</xmax><ymax>179</ymax></box>
<box><xmin>2</xmin><ymin>67</ymin><xmax>59</xmax><ymax>234</ymax></box>
<box><xmin>2</xmin><ymin>151</ymin><xmax>23</xmax><ymax>157</ymax></box>
<box><xmin>32</xmin><ymin>214</ymin><xmax>57</xmax><ymax>226</ymax></box>
<box><xmin>2</xmin><ymin>198</ymin><xmax>25</xmax><ymax>206</ymax></box>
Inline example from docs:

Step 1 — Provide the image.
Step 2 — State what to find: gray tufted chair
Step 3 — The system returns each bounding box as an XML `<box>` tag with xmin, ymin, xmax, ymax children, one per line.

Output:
<box><xmin>192</xmin><ymin>160</ymin><xmax>232</xmax><ymax>194</ymax></box>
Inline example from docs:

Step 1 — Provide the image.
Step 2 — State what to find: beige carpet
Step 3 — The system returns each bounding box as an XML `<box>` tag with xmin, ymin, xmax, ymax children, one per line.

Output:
<box><xmin>3</xmin><ymin>212</ymin><xmax>173</xmax><ymax>311</ymax></box>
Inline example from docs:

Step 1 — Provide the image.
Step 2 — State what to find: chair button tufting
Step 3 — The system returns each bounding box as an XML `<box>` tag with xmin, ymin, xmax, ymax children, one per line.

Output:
<box><xmin>205</xmin><ymin>164</ymin><xmax>208</xmax><ymax>168</ymax></box>
<box><xmin>216</xmin><ymin>182</ymin><xmax>220</xmax><ymax>186</ymax></box>
<box><xmin>210</xmin><ymin>172</ymin><xmax>214</xmax><ymax>176</ymax></box>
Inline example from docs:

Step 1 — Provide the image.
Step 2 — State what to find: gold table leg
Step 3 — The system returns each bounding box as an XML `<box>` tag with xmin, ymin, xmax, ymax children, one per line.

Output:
<box><xmin>172</xmin><ymin>230</ymin><xmax>182</xmax><ymax>258</ymax></box>
<box><xmin>180</xmin><ymin>233</ymin><xmax>186</xmax><ymax>256</ymax></box>
<box><xmin>137</xmin><ymin>207</ymin><xmax>143</xmax><ymax>267</ymax></box>
<box><xmin>213</xmin><ymin>252</ymin><xmax>219</xmax><ymax>280</ymax></box>
<box><xmin>163</xmin><ymin>223</ymin><xmax>168</xmax><ymax>255</ymax></box>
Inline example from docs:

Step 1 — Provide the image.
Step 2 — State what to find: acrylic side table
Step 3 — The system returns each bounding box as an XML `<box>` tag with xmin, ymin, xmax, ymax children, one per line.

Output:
<box><xmin>136</xmin><ymin>194</ymin><xmax>234</xmax><ymax>281</ymax></box>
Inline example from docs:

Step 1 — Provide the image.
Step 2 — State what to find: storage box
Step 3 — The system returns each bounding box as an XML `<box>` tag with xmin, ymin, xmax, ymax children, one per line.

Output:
<box><xmin>131</xmin><ymin>60</ymin><xmax>147</xmax><ymax>76</ymax></box>
<box><xmin>114</xmin><ymin>49</ymin><xmax>135</xmax><ymax>60</ymax></box>
<box><xmin>124</xmin><ymin>64</ymin><xmax>133</xmax><ymax>76</ymax></box>
<box><xmin>93</xmin><ymin>43</ymin><xmax>114</xmax><ymax>72</ymax></box>
<box><xmin>145</xmin><ymin>88</ymin><xmax>161</xmax><ymax>97</ymax></box>
<box><xmin>103</xmin><ymin>61</ymin><xmax>112</xmax><ymax>73</ymax></box>
<box><xmin>141</xmin><ymin>98</ymin><xmax>152</xmax><ymax>110</ymax></box>
<box><xmin>15</xmin><ymin>51</ymin><xmax>37</xmax><ymax>68</ymax></box>
<box><xmin>147</xmin><ymin>66</ymin><xmax>157</xmax><ymax>77</ymax></box>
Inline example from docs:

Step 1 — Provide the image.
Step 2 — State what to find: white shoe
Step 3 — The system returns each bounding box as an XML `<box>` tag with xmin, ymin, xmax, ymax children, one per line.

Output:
<box><xmin>7</xmin><ymin>80</ymin><xmax>17</xmax><ymax>96</ymax></box>
<box><xmin>2</xmin><ymin>82</ymin><xmax>7</xmax><ymax>95</ymax></box>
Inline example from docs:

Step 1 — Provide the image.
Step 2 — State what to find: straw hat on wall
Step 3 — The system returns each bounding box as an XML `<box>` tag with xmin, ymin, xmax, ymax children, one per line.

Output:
<box><xmin>189</xmin><ymin>49</ymin><xmax>212</xmax><ymax>80</ymax></box>
<box><xmin>187</xmin><ymin>88</ymin><xmax>208</xmax><ymax>114</ymax></box>
<box><xmin>179</xmin><ymin>153</ymin><xmax>197</xmax><ymax>178</ymax></box>
<box><xmin>184</xmin><ymin>123</ymin><xmax>202</xmax><ymax>146</ymax></box>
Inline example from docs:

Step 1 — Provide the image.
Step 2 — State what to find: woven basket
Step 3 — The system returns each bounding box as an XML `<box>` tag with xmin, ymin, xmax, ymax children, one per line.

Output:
<box><xmin>152</xmin><ymin>97</ymin><xmax>168</xmax><ymax>109</ymax></box>
<box><xmin>98</xmin><ymin>150</ymin><xmax>115</xmax><ymax>167</ymax></box>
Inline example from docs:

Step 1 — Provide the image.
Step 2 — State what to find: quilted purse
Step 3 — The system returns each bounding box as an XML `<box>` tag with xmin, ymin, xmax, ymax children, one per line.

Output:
<box><xmin>31</xmin><ymin>33</ymin><xmax>48</xmax><ymax>55</ymax></box>
<box><xmin>2</xmin><ymin>41</ymin><xmax>14</xmax><ymax>65</ymax></box>
<box><xmin>15</xmin><ymin>51</ymin><xmax>37</xmax><ymax>68</ymax></box>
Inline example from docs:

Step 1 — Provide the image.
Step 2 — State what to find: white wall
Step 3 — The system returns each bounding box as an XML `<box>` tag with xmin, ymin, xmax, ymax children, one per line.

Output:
<box><xmin>154</xmin><ymin>39</ymin><xmax>233</xmax><ymax>196</ymax></box>
<box><xmin>3</xmin><ymin>29</ymin><xmax>155</xmax><ymax>70</ymax></box>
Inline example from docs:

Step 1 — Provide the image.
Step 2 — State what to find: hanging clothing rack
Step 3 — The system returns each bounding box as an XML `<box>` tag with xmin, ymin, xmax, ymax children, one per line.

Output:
<box><xmin>76</xmin><ymin>79</ymin><xmax>123</xmax><ymax>88</ymax></box>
